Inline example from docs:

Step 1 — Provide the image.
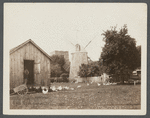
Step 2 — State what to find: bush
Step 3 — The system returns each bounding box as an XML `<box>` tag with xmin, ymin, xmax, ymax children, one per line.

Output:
<box><xmin>57</xmin><ymin>77</ymin><xmax>64</xmax><ymax>82</ymax></box>
<box><xmin>60</xmin><ymin>73</ymin><xmax>69</xmax><ymax>82</ymax></box>
<box><xmin>50</xmin><ymin>78</ymin><xmax>55</xmax><ymax>83</ymax></box>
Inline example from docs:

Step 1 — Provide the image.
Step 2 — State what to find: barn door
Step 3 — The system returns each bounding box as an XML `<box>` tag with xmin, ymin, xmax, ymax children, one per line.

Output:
<box><xmin>24</xmin><ymin>60</ymin><xmax>34</xmax><ymax>85</ymax></box>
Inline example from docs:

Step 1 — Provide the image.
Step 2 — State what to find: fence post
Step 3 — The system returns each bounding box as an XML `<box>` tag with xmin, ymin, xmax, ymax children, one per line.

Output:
<box><xmin>134</xmin><ymin>81</ymin><xmax>136</xmax><ymax>85</ymax></box>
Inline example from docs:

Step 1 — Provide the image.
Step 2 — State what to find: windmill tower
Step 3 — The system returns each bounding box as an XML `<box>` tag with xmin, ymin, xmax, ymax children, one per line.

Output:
<box><xmin>65</xmin><ymin>31</ymin><xmax>99</xmax><ymax>81</ymax></box>
<box><xmin>69</xmin><ymin>43</ymin><xmax>88</xmax><ymax>80</ymax></box>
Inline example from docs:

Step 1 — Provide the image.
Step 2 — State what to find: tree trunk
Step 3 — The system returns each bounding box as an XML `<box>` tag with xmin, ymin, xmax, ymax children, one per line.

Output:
<box><xmin>121</xmin><ymin>74</ymin><xmax>124</xmax><ymax>84</ymax></box>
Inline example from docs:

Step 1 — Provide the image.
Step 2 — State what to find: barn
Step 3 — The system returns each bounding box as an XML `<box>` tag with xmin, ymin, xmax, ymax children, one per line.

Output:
<box><xmin>10</xmin><ymin>39</ymin><xmax>51</xmax><ymax>89</ymax></box>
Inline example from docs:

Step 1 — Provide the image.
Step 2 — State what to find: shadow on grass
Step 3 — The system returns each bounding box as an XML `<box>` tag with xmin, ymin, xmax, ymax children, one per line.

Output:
<box><xmin>117</xmin><ymin>82</ymin><xmax>141</xmax><ymax>85</ymax></box>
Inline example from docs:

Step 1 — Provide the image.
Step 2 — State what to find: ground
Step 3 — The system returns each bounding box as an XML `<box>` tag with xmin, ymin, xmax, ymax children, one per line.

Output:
<box><xmin>10</xmin><ymin>83</ymin><xmax>141</xmax><ymax>109</ymax></box>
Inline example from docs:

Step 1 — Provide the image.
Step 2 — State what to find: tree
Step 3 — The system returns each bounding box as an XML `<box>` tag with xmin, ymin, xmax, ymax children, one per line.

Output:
<box><xmin>100</xmin><ymin>25</ymin><xmax>140</xmax><ymax>83</ymax></box>
<box><xmin>88</xmin><ymin>62</ymin><xmax>100</xmax><ymax>77</ymax></box>
<box><xmin>136</xmin><ymin>45</ymin><xmax>141</xmax><ymax>68</ymax></box>
<box><xmin>99</xmin><ymin>58</ymin><xmax>110</xmax><ymax>75</ymax></box>
<box><xmin>50</xmin><ymin>55</ymin><xmax>65</xmax><ymax>77</ymax></box>
<box><xmin>78</xmin><ymin>64</ymin><xmax>89</xmax><ymax>78</ymax></box>
<box><xmin>51</xmin><ymin>64</ymin><xmax>63</xmax><ymax>77</ymax></box>
<box><xmin>50</xmin><ymin>55</ymin><xmax>65</xmax><ymax>66</ymax></box>
<box><xmin>78</xmin><ymin>63</ymin><xmax>100</xmax><ymax>78</ymax></box>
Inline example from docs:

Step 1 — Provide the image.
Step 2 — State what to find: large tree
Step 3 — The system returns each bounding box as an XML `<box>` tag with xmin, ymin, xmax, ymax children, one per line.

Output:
<box><xmin>100</xmin><ymin>25</ymin><xmax>140</xmax><ymax>83</ymax></box>
<box><xmin>50</xmin><ymin>55</ymin><xmax>65</xmax><ymax>66</ymax></box>
<box><xmin>51</xmin><ymin>64</ymin><xmax>63</xmax><ymax>77</ymax></box>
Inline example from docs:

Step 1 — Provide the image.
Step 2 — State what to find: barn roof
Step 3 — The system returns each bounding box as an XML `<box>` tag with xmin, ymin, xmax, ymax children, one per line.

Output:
<box><xmin>10</xmin><ymin>39</ymin><xmax>52</xmax><ymax>60</ymax></box>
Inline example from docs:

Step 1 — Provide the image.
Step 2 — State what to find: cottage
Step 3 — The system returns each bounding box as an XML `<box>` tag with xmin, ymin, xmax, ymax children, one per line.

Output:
<box><xmin>10</xmin><ymin>39</ymin><xmax>51</xmax><ymax>89</ymax></box>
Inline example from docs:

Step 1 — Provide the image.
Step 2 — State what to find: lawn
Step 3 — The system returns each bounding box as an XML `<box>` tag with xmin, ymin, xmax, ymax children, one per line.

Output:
<box><xmin>10</xmin><ymin>83</ymin><xmax>141</xmax><ymax>109</ymax></box>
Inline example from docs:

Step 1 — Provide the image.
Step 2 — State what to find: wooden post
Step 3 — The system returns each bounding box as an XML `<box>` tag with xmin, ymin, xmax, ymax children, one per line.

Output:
<box><xmin>134</xmin><ymin>81</ymin><xmax>136</xmax><ymax>85</ymax></box>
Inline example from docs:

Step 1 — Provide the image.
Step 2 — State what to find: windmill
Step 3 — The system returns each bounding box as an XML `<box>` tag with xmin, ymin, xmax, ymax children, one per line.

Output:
<box><xmin>63</xmin><ymin>30</ymin><xmax>99</xmax><ymax>81</ymax></box>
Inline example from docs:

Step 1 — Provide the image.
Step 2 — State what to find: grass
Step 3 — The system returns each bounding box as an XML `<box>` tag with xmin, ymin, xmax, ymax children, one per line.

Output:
<box><xmin>10</xmin><ymin>83</ymin><xmax>141</xmax><ymax>109</ymax></box>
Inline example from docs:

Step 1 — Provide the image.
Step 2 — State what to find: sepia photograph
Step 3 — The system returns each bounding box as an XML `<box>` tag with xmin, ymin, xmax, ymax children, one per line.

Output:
<box><xmin>3</xmin><ymin>3</ymin><xmax>147</xmax><ymax>115</ymax></box>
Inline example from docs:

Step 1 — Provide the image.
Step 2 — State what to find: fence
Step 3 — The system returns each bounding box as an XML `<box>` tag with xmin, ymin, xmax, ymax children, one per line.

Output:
<box><xmin>76</xmin><ymin>76</ymin><xmax>107</xmax><ymax>83</ymax></box>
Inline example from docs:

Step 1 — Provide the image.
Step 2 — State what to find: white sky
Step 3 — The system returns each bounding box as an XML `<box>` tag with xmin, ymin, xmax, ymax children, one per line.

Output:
<box><xmin>4</xmin><ymin>3</ymin><xmax>147</xmax><ymax>61</ymax></box>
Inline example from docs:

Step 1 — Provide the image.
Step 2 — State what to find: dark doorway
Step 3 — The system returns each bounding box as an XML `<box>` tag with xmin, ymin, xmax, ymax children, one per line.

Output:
<box><xmin>24</xmin><ymin>60</ymin><xmax>34</xmax><ymax>85</ymax></box>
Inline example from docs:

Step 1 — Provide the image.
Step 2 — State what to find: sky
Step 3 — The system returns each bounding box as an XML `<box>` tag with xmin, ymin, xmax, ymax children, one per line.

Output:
<box><xmin>4</xmin><ymin>3</ymin><xmax>147</xmax><ymax>61</ymax></box>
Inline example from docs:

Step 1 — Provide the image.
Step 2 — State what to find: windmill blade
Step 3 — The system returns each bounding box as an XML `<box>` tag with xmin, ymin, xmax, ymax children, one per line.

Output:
<box><xmin>67</xmin><ymin>39</ymin><xmax>75</xmax><ymax>47</ymax></box>
<box><xmin>84</xmin><ymin>41</ymin><xmax>92</xmax><ymax>49</ymax></box>
<box><xmin>84</xmin><ymin>33</ymin><xmax>99</xmax><ymax>49</ymax></box>
<box><xmin>63</xmin><ymin>37</ymin><xmax>75</xmax><ymax>47</ymax></box>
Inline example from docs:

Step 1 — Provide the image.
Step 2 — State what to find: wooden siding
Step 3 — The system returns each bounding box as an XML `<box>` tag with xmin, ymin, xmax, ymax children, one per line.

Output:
<box><xmin>10</xmin><ymin>42</ymin><xmax>51</xmax><ymax>89</ymax></box>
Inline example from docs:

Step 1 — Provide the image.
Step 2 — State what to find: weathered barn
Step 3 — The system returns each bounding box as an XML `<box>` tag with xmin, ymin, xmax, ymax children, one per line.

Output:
<box><xmin>10</xmin><ymin>39</ymin><xmax>51</xmax><ymax>89</ymax></box>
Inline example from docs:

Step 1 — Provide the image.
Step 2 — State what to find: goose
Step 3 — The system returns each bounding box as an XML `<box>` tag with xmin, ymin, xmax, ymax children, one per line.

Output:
<box><xmin>64</xmin><ymin>86</ymin><xmax>69</xmax><ymax>90</ymax></box>
<box><xmin>52</xmin><ymin>86</ymin><xmax>57</xmax><ymax>91</ymax></box>
<box><xmin>42</xmin><ymin>87</ymin><xmax>49</xmax><ymax>94</ymax></box>
<box><xmin>112</xmin><ymin>83</ymin><xmax>117</xmax><ymax>85</ymax></box>
<box><xmin>57</xmin><ymin>86</ymin><xmax>62</xmax><ymax>91</ymax></box>
<box><xmin>77</xmin><ymin>85</ymin><xmax>81</xmax><ymax>88</ymax></box>
<box><xmin>105</xmin><ymin>82</ymin><xmax>110</xmax><ymax>85</ymax></box>
<box><xmin>97</xmin><ymin>83</ymin><xmax>101</xmax><ymax>86</ymax></box>
<box><xmin>70</xmin><ymin>88</ymin><xmax>74</xmax><ymax>90</ymax></box>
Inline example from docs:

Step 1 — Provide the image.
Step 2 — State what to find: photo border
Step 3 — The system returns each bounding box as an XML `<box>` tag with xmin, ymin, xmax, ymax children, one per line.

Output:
<box><xmin>1</xmin><ymin>0</ymin><xmax>149</xmax><ymax>116</ymax></box>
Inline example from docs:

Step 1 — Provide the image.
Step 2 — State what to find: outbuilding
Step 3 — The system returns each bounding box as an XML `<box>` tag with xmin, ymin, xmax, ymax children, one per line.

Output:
<box><xmin>10</xmin><ymin>39</ymin><xmax>51</xmax><ymax>89</ymax></box>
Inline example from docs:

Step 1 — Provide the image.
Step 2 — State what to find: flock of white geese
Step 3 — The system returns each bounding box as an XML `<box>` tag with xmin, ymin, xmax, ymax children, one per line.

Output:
<box><xmin>42</xmin><ymin>82</ymin><xmax>117</xmax><ymax>94</ymax></box>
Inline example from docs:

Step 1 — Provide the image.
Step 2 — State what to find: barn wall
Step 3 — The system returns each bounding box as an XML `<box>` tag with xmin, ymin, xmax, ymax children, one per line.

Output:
<box><xmin>10</xmin><ymin>42</ymin><xmax>51</xmax><ymax>89</ymax></box>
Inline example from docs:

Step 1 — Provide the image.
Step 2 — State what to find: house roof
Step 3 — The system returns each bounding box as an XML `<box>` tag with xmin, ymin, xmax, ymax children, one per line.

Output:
<box><xmin>10</xmin><ymin>39</ymin><xmax>52</xmax><ymax>60</ymax></box>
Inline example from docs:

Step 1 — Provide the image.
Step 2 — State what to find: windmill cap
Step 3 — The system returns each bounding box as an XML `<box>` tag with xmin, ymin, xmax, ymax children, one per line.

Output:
<box><xmin>75</xmin><ymin>44</ymin><xmax>87</xmax><ymax>52</ymax></box>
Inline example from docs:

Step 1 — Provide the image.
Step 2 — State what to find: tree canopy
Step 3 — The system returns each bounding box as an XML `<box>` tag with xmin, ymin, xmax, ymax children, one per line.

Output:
<box><xmin>50</xmin><ymin>55</ymin><xmax>65</xmax><ymax>77</ymax></box>
<box><xmin>50</xmin><ymin>55</ymin><xmax>65</xmax><ymax>66</ymax></box>
<box><xmin>100</xmin><ymin>25</ymin><xmax>140</xmax><ymax>81</ymax></box>
<box><xmin>51</xmin><ymin>64</ymin><xmax>63</xmax><ymax>77</ymax></box>
<box><xmin>78</xmin><ymin>63</ymin><xmax>99</xmax><ymax>77</ymax></box>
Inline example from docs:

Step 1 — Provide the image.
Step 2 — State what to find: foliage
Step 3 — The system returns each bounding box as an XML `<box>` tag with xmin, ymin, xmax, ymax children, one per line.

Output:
<box><xmin>78</xmin><ymin>64</ymin><xmax>88</xmax><ymax>77</ymax></box>
<box><xmin>57</xmin><ymin>77</ymin><xmax>64</xmax><ymax>82</ymax></box>
<box><xmin>60</xmin><ymin>73</ymin><xmax>69</xmax><ymax>82</ymax></box>
<box><xmin>78</xmin><ymin>63</ymin><xmax>100</xmax><ymax>77</ymax></box>
<box><xmin>136</xmin><ymin>45</ymin><xmax>141</xmax><ymax>68</ymax></box>
<box><xmin>60</xmin><ymin>73</ymin><xmax>69</xmax><ymax>78</ymax></box>
<box><xmin>50</xmin><ymin>55</ymin><xmax>65</xmax><ymax>77</ymax></box>
<box><xmin>100</xmin><ymin>25</ymin><xmax>140</xmax><ymax>82</ymax></box>
<box><xmin>51</xmin><ymin>64</ymin><xmax>63</xmax><ymax>77</ymax></box>
<box><xmin>99</xmin><ymin>58</ymin><xmax>110</xmax><ymax>75</ymax></box>
<box><xmin>50</xmin><ymin>55</ymin><xmax>65</xmax><ymax>66</ymax></box>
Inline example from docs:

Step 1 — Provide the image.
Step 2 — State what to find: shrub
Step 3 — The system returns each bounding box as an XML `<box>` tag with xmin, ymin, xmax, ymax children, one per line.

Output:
<box><xmin>60</xmin><ymin>73</ymin><xmax>69</xmax><ymax>82</ymax></box>
<box><xmin>57</xmin><ymin>77</ymin><xmax>64</xmax><ymax>82</ymax></box>
<box><xmin>50</xmin><ymin>78</ymin><xmax>55</xmax><ymax>83</ymax></box>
